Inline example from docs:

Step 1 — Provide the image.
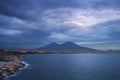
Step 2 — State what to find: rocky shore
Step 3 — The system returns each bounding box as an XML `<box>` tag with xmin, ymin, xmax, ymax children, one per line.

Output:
<box><xmin>0</xmin><ymin>55</ymin><xmax>25</xmax><ymax>79</ymax></box>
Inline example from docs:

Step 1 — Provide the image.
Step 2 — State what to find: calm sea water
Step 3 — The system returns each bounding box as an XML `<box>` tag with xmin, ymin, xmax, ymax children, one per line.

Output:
<box><xmin>4</xmin><ymin>54</ymin><xmax>120</xmax><ymax>80</ymax></box>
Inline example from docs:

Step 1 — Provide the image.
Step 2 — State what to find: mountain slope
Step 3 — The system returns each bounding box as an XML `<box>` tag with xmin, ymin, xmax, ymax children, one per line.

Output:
<box><xmin>35</xmin><ymin>42</ymin><xmax>101</xmax><ymax>53</ymax></box>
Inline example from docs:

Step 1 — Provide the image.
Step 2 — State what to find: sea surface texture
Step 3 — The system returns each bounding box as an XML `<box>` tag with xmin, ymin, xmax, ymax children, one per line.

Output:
<box><xmin>5</xmin><ymin>54</ymin><xmax>120</xmax><ymax>80</ymax></box>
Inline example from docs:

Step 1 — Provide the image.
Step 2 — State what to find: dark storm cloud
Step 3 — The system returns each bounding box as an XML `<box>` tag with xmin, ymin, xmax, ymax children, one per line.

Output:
<box><xmin>0</xmin><ymin>0</ymin><xmax>80</xmax><ymax>20</ymax></box>
<box><xmin>0</xmin><ymin>0</ymin><xmax>120</xmax><ymax>49</ymax></box>
<box><xmin>0</xmin><ymin>0</ymin><xmax>29</xmax><ymax>20</ymax></box>
<box><xmin>89</xmin><ymin>19</ymin><xmax>120</xmax><ymax>41</ymax></box>
<box><xmin>0</xmin><ymin>0</ymin><xmax>120</xmax><ymax>20</ymax></box>
<box><xmin>0</xmin><ymin>28</ymin><xmax>51</xmax><ymax>49</ymax></box>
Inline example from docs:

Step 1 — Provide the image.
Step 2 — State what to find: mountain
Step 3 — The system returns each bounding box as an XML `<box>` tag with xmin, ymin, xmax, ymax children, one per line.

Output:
<box><xmin>35</xmin><ymin>41</ymin><xmax>101</xmax><ymax>53</ymax></box>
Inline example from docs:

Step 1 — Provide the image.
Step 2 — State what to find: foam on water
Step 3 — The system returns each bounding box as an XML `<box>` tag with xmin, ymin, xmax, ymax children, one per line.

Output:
<box><xmin>4</xmin><ymin>60</ymin><xmax>30</xmax><ymax>80</ymax></box>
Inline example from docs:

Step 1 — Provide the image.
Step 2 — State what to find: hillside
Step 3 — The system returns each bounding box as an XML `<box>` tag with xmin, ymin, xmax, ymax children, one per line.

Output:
<box><xmin>35</xmin><ymin>42</ymin><xmax>101</xmax><ymax>53</ymax></box>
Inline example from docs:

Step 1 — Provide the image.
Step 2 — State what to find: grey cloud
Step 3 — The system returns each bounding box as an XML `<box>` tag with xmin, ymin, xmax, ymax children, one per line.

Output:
<box><xmin>0</xmin><ymin>0</ymin><xmax>119</xmax><ymax>20</ymax></box>
<box><xmin>0</xmin><ymin>0</ymin><xmax>120</xmax><ymax>49</ymax></box>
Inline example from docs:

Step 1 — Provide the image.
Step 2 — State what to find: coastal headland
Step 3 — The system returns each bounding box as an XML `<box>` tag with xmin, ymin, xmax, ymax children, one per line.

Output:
<box><xmin>0</xmin><ymin>55</ymin><xmax>25</xmax><ymax>79</ymax></box>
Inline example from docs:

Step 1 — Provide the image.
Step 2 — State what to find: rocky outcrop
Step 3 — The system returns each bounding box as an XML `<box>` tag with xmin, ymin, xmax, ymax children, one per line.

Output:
<box><xmin>0</xmin><ymin>55</ymin><xmax>25</xmax><ymax>79</ymax></box>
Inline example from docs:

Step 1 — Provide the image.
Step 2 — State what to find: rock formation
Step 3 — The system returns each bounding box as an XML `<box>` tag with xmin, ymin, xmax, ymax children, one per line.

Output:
<box><xmin>0</xmin><ymin>55</ymin><xmax>25</xmax><ymax>79</ymax></box>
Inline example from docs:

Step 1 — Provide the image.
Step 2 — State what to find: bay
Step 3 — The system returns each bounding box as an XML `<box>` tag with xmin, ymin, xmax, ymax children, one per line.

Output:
<box><xmin>5</xmin><ymin>54</ymin><xmax>120</xmax><ymax>80</ymax></box>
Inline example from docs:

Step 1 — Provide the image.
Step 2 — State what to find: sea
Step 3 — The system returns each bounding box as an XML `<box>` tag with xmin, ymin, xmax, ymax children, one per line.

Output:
<box><xmin>4</xmin><ymin>54</ymin><xmax>120</xmax><ymax>80</ymax></box>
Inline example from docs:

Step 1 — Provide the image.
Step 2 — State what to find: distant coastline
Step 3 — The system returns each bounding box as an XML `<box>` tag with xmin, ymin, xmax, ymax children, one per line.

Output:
<box><xmin>0</xmin><ymin>42</ymin><xmax>119</xmax><ymax>79</ymax></box>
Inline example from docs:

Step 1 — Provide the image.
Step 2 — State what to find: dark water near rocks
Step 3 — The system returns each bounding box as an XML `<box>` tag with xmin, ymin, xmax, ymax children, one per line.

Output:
<box><xmin>5</xmin><ymin>54</ymin><xmax>120</xmax><ymax>80</ymax></box>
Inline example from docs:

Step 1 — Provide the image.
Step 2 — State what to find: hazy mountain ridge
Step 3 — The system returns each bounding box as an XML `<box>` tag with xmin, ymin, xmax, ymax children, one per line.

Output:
<box><xmin>35</xmin><ymin>42</ymin><xmax>101</xmax><ymax>53</ymax></box>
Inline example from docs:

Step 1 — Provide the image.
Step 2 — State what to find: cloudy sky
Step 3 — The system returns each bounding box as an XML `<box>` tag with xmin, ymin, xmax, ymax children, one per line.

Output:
<box><xmin>0</xmin><ymin>0</ymin><xmax>120</xmax><ymax>50</ymax></box>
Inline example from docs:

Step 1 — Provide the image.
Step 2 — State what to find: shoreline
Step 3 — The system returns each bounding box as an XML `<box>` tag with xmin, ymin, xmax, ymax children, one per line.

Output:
<box><xmin>0</xmin><ymin>55</ymin><xmax>26</xmax><ymax>79</ymax></box>
<box><xmin>4</xmin><ymin>60</ymin><xmax>29</xmax><ymax>80</ymax></box>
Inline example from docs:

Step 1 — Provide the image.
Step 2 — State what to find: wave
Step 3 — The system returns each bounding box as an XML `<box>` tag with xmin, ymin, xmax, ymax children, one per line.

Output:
<box><xmin>4</xmin><ymin>59</ymin><xmax>30</xmax><ymax>80</ymax></box>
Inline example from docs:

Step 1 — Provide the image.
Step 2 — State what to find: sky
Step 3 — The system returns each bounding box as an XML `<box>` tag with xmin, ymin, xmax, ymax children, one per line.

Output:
<box><xmin>0</xmin><ymin>0</ymin><xmax>120</xmax><ymax>50</ymax></box>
